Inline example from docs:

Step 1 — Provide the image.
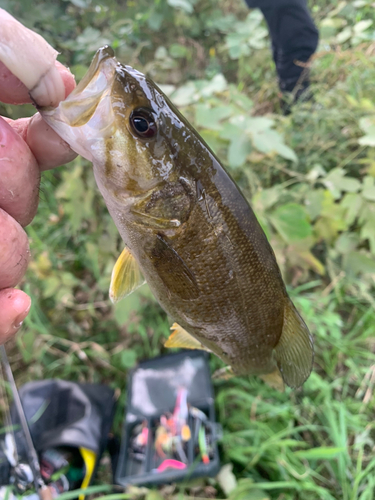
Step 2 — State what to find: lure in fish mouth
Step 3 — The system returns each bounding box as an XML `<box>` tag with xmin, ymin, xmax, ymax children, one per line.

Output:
<box><xmin>40</xmin><ymin>46</ymin><xmax>314</xmax><ymax>389</ymax></box>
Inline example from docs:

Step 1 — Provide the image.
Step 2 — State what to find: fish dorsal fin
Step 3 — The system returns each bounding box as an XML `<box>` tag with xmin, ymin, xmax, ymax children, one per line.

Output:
<box><xmin>165</xmin><ymin>323</ymin><xmax>210</xmax><ymax>351</ymax></box>
<box><xmin>274</xmin><ymin>300</ymin><xmax>314</xmax><ymax>389</ymax></box>
<box><xmin>109</xmin><ymin>247</ymin><xmax>145</xmax><ymax>304</ymax></box>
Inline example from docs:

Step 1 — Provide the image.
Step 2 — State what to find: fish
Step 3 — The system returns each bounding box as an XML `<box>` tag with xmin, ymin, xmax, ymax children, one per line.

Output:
<box><xmin>40</xmin><ymin>46</ymin><xmax>314</xmax><ymax>389</ymax></box>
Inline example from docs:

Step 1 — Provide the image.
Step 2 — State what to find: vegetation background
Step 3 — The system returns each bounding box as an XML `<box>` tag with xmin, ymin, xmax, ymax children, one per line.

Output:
<box><xmin>1</xmin><ymin>0</ymin><xmax>375</xmax><ymax>499</ymax></box>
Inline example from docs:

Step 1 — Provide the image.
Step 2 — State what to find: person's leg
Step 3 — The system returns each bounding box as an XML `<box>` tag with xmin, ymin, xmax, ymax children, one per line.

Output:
<box><xmin>245</xmin><ymin>0</ymin><xmax>319</xmax><ymax>97</ymax></box>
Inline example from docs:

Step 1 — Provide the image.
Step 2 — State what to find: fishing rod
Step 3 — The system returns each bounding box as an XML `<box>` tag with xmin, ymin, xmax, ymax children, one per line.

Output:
<box><xmin>0</xmin><ymin>345</ymin><xmax>52</xmax><ymax>500</ymax></box>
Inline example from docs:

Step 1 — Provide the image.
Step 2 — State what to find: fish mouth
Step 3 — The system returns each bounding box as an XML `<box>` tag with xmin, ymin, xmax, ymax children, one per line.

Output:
<box><xmin>40</xmin><ymin>46</ymin><xmax>118</xmax><ymax>161</ymax></box>
<box><xmin>57</xmin><ymin>46</ymin><xmax>117</xmax><ymax>127</ymax></box>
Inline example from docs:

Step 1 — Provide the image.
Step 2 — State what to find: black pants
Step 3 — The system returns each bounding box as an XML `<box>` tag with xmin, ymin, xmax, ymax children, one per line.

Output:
<box><xmin>245</xmin><ymin>0</ymin><xmax>319</xmax><ymax>91</ymax></box>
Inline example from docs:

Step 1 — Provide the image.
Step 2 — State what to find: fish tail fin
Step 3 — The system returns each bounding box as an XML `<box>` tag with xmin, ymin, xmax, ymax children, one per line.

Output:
<box><xmin>274</xmin><ymin>300</ymin><xmax>314</xmax><ymax>389</ymax></box>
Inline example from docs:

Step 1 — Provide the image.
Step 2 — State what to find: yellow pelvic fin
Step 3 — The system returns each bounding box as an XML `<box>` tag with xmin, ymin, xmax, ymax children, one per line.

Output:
<box><xmin>109</xmin><ymin>247</ymin><xmax>145</xmax><ymax>304</ymax></box>
<box><xmin>274</xmin><ymin>300</ymin><xmax>314</xmax><ymax>389</ymax></box>
<box><xmin>165</xmin><ymin>323</ymin><xmax>210</xmax><ymax>351</ymax></box>
<box><xmin>259</xmin><ymin>368</ymin><xmax>285</xmax><ymax>392</ymax></box>
<box><xmin>212</xmin><ymin>365</ymin><xmax>235</xmax><ymax>381</ymax></box>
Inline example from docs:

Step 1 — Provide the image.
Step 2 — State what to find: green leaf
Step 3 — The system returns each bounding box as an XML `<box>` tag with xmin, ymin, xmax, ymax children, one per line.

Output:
<box><xmin>120</xmin><ymin>349</ymin><xmax>137</xmax><ymax>369</ymax></box>
<box><xmin>305</xmin><ymin>189</ymin><xmax>325</xmax><ymax>220</ymax></box>
<box><xmin>272</xmin><ymin>142</ymin><xmax>298</xmax><ymax>162</ymax></box>
<box><xmin>114</xmin><ymin>292</ymin><xmax>142</xmax><ymax>325</ymax></box>
<box><xmin>323</xmin><ymin>168</ymin><xmax>361</xmax><ymax>198</ymax></box>
<box><xmin>170</xmin><ymin>82</ymin><xmax>199</xmax><ymax>106</ymax></box>
<box><xmin>61</xmin><ymin>272</ymin><xmax>79</xmax><ymax>288</ymax></box>
<box><xmin>219</xmin><ymin>122</ymin><xmax>243</xmax><ymax>141</ymax></box>
<box><xmin>199</xmin><ymin>74</ymin><xmax>227</xmax><ymax>96</ymax></box>
<box><xmin>55</xmin><ymin>160</ymin><xmax>95</xmax><ymax>233</ymax></box>
<box><xmin>270</xmin><ymin>203</ymin><xmax>313</xmax><ymax>243</ymax></box>
<box><xmin>42</xmin><ymin>276</ymin><xmax>60</xmax><ymax>298</ymax></box>
<box><xmin>232</xmin><ymin>92</ymin><xmax>253</xmax><ymax>112</ymax></box>
<box><xmin>196</xmin><ymin>129</ymin><xmax>220</xmax><ymax>154</ymax></box>
<box><xmin>336</xmin><ymin>27</ymin><xmax>352</xmax><ymax>44</ymax></box>
<box><xmin>353</xmin><ymin>19</ymin><xmax>373</xmax><ymax>34</ymax></box>
<box><xmin>70</xmin><ymin>64</ymin><xmax>89</xmax><ymax>82</ymax></box>
<box><xmin>195</xmin><ymin>104</ymin><xmax>233</xmax><ymax>130</ymax></box>
<box><xmin>228</xmin><ymin>135</ymin><xmax>252</xmax><ymax>168</ymax></box>
<box><xmin>314</xmin><ymin>191</ymin><xmax>348</xmax><ymax>241</ymax></box>
<box><xmin>250</xmin><ymin>128</ymin><xmax>297</xmax><ymax>161</ymax></box>
<box><xmin>253</xmin><ymin>187</ymin><xmax>281</xmax><ymax>211</ymax></box>
<box><xmin>362</xmin><ymin>186</ymin><xmax>375</xmax><ymax>201</ymax></box>
<box><xmin>199</xmin><ymin>130</ymin><xmax>222</xmax><ymax>154</ymax></box>
<box><xmin>19</xmin><ymin>329</ymin><xmax>36</xmax><ymax>363</ymax></box>
<box><xmin>68</xmin><ymin>0</ymin><xmax>90</xmax><ymax>8</ymax></box>
<box><xmin>343</xmin><ymin>251</ymin><xmax>375</xmax><ymax>276</ymax></box>
<box><xmin>148</xmin><ymin>12</ymin><xmax>164</xmax><ymax>31</ymax></box>
<box><xmin>167</xmin><ymin>0</ymin><xmax>194</xmax><ymax>13</ymax></box>
<box><xmin>335</xmin><ymin>233</ymin><xmax>360</xmax><ymax>254</ymax></box>
<box><xmin>85</xmin><ymin>241</ymin><xmax>100</xmax><ymax>279</ymax></box>
<box><xmin>226</xmin><ymin>33</ymin><xmax>251</xmax><ymax>59</ymax></box>
<box><xmin>320</xmin><ymin>17</ymin><xmax>346</xmax><ymax>39</ymax></box>
<box><xmin>361</xmin><ymin>221</ymin><xmax>375</xmax><ymax>254</ymax></box>
<box><xmin>75</xmin><ymin>27</ymin><xmax>111</xmax><ymax>53</ymax></box>
<box><xmin>245</xmin><ymin>117</ymin><xmax>274</xmax><ymax>132</ymax></box>
<box><xmin>295</xmin><ymin>447</ymin><xmax>345</xmax><ymax>460</ymax></box>
<box><xmin>169</xmin><ymin>43</ymin><xmax>188</xmax><ymax>58</ymax></box>
<box><xmin>358</xmin><ymin>117</ymin><xmax>375</xmax><ymax>146</ymax></box>
<box><xmin>341</xmin><ymin>193</ymin><xmax>363</xmax><ymax>225</ymax></box>
<box><xmin>170</xmin><ymin>74</ymin><xmax>227</xmax><ymax>106</ymax></box>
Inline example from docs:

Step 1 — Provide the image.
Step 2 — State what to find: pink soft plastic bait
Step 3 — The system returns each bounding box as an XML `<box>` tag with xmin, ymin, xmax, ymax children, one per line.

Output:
<box><xmin>156</xmin><ymin>459</ymin><xmax>187</xmax><ymax>473</ymax></box>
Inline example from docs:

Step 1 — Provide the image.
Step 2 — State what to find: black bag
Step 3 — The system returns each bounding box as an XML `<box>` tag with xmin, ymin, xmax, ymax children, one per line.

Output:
<box><xmin>0</xmin><ymin>380</ymin><xmax>116</xmax><ymax>489</ymax></box>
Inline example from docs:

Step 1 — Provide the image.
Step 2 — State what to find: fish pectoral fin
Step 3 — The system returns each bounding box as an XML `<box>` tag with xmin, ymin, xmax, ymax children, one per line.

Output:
<box><xmin>274</xmin><ymin>300</ymin><xmax>314</xmax><ymax>389</ymax></box>
<box><xmin>131</xmin><ymin>209</ymin><xmax>181</xmax><ymax>230</ymax></box>
<box><xmin>109</xmin><ymin>247</ymin><xmax>145</xmax><ymax>304</ymax></box>
<box><xmin>151</xmin><ymin>234</ymin><xmax>200</xmax><ymax>300</ymax></box>
<box><xmin>212</xmin><ymin>366</ymin><xmax>235</xmax><ymax>381</ymax></box>
<box><xmin>165</xmin><ymin>323</ymin><xmax>210</xmax><ymax>351</ymax></box>
<box><xmin>259</xmin><ymin>368</ymin><xmax>285</xmax><ymax>392</ymax></box>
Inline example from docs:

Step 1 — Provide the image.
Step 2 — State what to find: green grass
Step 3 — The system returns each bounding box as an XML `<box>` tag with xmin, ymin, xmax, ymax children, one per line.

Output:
<box><xmin>1</xmin><ymin>0</ymin><xmax>375</xmax><ymax>499</ymax></box>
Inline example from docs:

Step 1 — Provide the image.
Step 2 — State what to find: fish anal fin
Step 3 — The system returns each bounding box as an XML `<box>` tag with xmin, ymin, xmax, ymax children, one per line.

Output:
<box><xmin>165</xmin><ymin>323</ymin><xmax>210</xmax><ymax>351</ymax></box>
<box><xmin>274</xmin><ymin>300</ymin><xmax>314</xmax><ymax>389</ymax></box>
<box><xmin>109</xmin><ymin>247</ymin><xmax>145</xmax><ymax>304</ymax></box>
<box><xmin>259</xmin><ymin>368</ymin><xmax>285</xmax><ymax>392</ymax></box>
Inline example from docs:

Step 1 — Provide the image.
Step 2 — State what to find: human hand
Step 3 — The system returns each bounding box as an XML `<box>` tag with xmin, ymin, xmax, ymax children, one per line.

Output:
<box><xmin>0</xmin><ymin>9</ymin><xmax>77</xmax><ymax>343</ymax></box>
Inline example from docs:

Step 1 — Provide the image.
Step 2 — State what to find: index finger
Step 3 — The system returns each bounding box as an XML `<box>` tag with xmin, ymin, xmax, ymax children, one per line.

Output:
<box><xmin>0</xmin><ymin>60</ymin><xmax>76</xmax><ymax>105</ymax></box>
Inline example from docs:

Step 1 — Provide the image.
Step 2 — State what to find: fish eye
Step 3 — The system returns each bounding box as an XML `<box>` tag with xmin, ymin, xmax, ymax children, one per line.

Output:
<box><xmin>130</xmin><ymin>108</ymin><xmax>157</xmax><ymax>139</ymax></box>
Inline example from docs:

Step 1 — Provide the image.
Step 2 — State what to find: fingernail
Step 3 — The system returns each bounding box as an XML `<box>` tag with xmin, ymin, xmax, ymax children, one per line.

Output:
<box><xmin>12</xmin><ymin>300</ymin><xmax>31</xmax><ymax>330</ymax></box>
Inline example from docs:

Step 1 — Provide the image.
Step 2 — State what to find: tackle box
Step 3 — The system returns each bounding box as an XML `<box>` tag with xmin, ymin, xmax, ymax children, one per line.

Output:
<box><xmin>115</xmin><ymin>350</ymin><xmax>221</xmax><ymax>486</ymax></box>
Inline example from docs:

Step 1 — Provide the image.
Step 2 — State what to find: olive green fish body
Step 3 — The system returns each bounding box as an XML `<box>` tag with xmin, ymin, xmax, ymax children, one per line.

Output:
<box><xmin>115</xmin><ymin>158</ymin><xmax>286</xmax><ymax>377</ymax></box>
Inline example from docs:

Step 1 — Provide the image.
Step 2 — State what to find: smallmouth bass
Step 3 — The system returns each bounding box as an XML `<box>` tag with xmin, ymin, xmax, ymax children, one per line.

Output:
<box><xmin>40</xmin><ymin>47</ymin><xmax>313</xmax><ymax>388</ymax></box>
